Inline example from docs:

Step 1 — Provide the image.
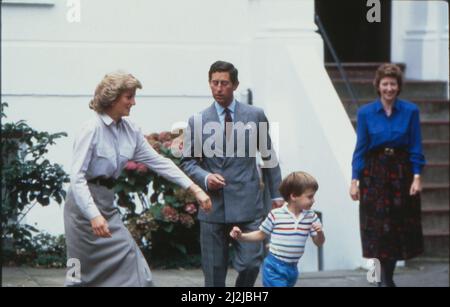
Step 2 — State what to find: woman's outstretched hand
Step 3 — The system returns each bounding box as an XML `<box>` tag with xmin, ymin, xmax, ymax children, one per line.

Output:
<box><xmin>189</xmin><ymin>184</ymin><xmax>212</xmax><ymax>213</ymax></box>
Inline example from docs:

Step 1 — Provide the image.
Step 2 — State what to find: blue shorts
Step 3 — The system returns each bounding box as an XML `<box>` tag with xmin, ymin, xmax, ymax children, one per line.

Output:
<box><xmin>262</xmin><ymin>253</ymin><xmax>299</xmax><ymax>287</ymax></box>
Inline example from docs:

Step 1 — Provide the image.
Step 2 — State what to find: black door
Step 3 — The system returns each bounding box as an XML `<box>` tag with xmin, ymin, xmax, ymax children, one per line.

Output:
<box><xmin>315</xmin><ymin>0</ymin><xmax>391</xmax><ymax>62</ymax></box>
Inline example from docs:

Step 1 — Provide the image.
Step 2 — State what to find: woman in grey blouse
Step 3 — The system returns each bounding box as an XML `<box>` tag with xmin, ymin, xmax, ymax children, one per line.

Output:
<box><xmin>64</xmin><ymin>71</ymin><xmax>211</xmax><ymax>287</ymax></box>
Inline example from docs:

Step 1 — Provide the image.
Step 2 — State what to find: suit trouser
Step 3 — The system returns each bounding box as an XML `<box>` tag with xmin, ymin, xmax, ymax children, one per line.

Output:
<box><xmin>200</xmin><ymin>219</ymin><xmax>264</xmax><ymax>287</ymax></box>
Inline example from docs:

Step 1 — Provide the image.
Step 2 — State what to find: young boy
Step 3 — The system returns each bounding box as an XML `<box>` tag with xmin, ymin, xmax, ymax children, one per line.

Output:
<box><xmin>230</xmin><ymin>171</ymin><xmax>325</xmax><ymax>287</ymax></box>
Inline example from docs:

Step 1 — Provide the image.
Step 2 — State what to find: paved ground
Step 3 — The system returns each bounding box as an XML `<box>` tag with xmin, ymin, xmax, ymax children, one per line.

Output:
<box><xmin>2</xmin><ymin>261</ymin><xmax>448</xmax><ymax>287</ymax></box>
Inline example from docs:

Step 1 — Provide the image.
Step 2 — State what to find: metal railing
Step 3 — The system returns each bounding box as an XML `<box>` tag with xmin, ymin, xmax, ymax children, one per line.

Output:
<box><xmin>315</xmin><ymin>14</ymin><xmax>359</xmax><ymax>106</ymax></box>
<box><xmin>315</xmin><ymin>210</ymin><xmax>324</xmax><ymax>271</ymax></box>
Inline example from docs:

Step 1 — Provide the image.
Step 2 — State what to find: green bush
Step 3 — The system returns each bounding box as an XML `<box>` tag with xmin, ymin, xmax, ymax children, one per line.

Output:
<box><xmin>115</xmin><ymin>132</ymin><xmax>201</xmax><ymax>268</ymax></box>
<box><xmin>1</xmin><ymin>102</ymin><xmax>69</xmax><ymax>267</ymax></box>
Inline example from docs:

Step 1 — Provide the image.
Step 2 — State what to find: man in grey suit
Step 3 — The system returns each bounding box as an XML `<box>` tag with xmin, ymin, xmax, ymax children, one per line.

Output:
<box><xmin>181</xmin><ymin>61</ymin><xmax>283</xmax><ymax>287</ymax></box>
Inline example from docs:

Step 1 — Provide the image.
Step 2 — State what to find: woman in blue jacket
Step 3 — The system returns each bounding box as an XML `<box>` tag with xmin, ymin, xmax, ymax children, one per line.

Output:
<box><xmin>350</xmin><ymin>63</ymin><xmax>425</xmax><ymax>287</ymax></box>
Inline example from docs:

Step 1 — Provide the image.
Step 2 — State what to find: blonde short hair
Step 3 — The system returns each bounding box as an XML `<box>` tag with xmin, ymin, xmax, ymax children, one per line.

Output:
<box><xmin>279</xmin><ymin>171</ymin><xmax>319</xmax><ymax>202</ymax></box>
<box><xmin>89</xmin><ymin>71</ymin><xmax>142</xmax><ymax>113</ymax></box>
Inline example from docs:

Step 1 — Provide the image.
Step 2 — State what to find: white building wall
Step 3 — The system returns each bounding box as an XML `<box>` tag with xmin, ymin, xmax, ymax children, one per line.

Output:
<box><xmin>2</xmin><ymin>0</ymin><xmax>252</xmax><ymax>235</ymax></box>
<box><xmin>13</xmin><ymin>0</ymin><xmax>446</xmax><ymax>271</ymax></box>
<box><xmin>248</xmin><ymin>0</ymin><xmax>362</xmax><ymax>271</ymax></box>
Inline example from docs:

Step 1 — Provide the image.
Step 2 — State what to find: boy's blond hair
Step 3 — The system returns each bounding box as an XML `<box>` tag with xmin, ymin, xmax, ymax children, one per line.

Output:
<box><xmin>279</xmin><ymin>171</ymin><xmax>318</xmax><ymax>202</ymax></box>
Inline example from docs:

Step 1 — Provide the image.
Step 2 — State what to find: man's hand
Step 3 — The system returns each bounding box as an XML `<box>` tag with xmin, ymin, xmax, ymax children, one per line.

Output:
<box><xmin>207</xmin><ymin>174</ymin><xmax>226</xmax><ymax>190</ymax></box>
<box><xmin>90</xmin><ymin>215</ymin><xmax>112</xmax><ymax>238</ymax></box>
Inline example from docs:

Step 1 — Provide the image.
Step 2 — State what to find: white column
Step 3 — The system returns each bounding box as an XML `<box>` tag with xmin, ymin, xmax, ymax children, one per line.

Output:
<box><xmin>248</xmin><ymin>0</ymin><xmax>364</xmax><ymax>272</ymax></box>
<box><xmin>392</xmin><ymin>0</ymin><xmax>449</xmax><ymax>81</ymax></box>
<box><xmin>437</xmin><ymin>2</ymin><xmax>449</xmax><ymax>84</ymax></box>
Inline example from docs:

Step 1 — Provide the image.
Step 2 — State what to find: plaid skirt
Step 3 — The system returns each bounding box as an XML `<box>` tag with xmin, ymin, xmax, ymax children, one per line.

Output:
<box><xmin>359</xmin><ymin>148</ymin><xmax>424</xmax><ymax>260</ymax></box>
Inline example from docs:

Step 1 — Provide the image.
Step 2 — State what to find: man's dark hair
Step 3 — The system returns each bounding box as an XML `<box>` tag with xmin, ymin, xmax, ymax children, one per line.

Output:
<box><xmin>208</xmin><ymin>61</ymin><xmax>239</xmax><ymax>85</ymax></box>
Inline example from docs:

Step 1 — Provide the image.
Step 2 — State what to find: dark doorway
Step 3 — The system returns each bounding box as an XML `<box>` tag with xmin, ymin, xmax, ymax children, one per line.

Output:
<box><xmin>315</xmin><ymin>0</ymin><xmax>391</xmax><ymax>62</ymax></box>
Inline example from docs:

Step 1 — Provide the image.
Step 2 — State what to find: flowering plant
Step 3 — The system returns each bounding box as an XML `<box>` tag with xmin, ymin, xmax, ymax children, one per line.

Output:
<box><xmin>114</xmin><ymin>131</ymin><xmax>201</xmax><ymax>267</ymax></box>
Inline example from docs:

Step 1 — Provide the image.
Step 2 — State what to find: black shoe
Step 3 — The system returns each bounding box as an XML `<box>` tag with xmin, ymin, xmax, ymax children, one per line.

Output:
<box><xmin>377</xmin><ymin>281</ymin><xmax>396</xmax><ymax>287</ymax></box>
<box><xmin>386</xmin><ymin>281</ymin><xmax>396</xmax><ymax>287</ymax></box>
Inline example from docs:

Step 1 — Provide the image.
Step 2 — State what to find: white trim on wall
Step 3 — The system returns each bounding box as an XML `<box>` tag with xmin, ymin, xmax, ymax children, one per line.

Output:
<box><xmin>1</xmin><ymin>0</ymin><xmax>54</xmax><ymax>6</ymax></box>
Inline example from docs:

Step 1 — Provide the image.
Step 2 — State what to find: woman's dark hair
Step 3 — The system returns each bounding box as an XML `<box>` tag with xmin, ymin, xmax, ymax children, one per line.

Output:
<box><xmin>373</xmin><ymin>63</ymin><xmax>403</xmax><ymax>96</ymax></box>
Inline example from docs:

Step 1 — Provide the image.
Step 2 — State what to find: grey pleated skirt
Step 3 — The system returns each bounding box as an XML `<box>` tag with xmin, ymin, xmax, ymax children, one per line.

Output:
<box><xmin>64</xmin><ymin>183</ymin><xmax>153</xmax><ymax>287</ymax></box>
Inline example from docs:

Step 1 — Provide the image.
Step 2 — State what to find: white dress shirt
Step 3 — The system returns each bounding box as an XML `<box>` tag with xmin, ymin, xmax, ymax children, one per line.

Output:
<box><xmin>214</xmin><ymin>99</ymin><xmax>236</xmax><ymax>129</ymax></box>
<box><xmin>70</xmin><ymin>113</ymin><xmax>193</xmax><ymax>220</ymax></box>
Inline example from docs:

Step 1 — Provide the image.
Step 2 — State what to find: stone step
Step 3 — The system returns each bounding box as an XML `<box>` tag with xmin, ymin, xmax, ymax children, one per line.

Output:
<box><xmin>422</xmin><ymin>232</ymin><xmax>450</xmax><ymax>258</ymax></box>
<box><xmin>332</xmin><ymin>80</ymin><xmax>448</xmax><ymax>100</ymax></box>
<box><xmin>421</xmin><ymin>121</ymin><xmax>449</xmax><ymax>141</ymax></box>
<box><xmin>341</xmin><ymin>99</ymin><xmax>449</xmax><ymax>120</ymax></box>
<box><xmin>325</xmin><ymin>62</ymin><xmax>406</xmax><ymax>80</ymax></box>
<box><xmin>417</xmin><ymin>100</ymin><xmax>450</xmax><ymax>121</ymax></box>
<box><xmin>423</xmin><ymin>141</ymin><xmax>449</xmax><ymax>164</ymax></box>
<box><xmin>421</xmin><ymin>184</ymin><xmax>449</xmax><ymax>210</ymax></box>
<box><xmin>422</xmin><ymin>209</ymin><xmax>449</xmax><ymax>234</ymax></box>
<box><xmin>422</xmin><ymin>163</ymin><xmax>449</xmax><ymax>185</ymax></box>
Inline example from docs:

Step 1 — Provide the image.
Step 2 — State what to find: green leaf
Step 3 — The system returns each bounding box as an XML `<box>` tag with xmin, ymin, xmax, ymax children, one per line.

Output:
<box><xmin>170</xmin><ymin>243</ymin><xmax>187</xmax><ymax>255</ymax></box>
<box><xmin>162</xmin><ymin>223</ymin><xmax>174</xmax><ymax>233</ymax></box>
<box><xmin>128</xmin><ymin>177</ymin><xmax>136</xmax><ymax>185</ymax></box>
<box><xmin>54</xmin><ymin>193</ymin><xmax>62</xmax><ymax>204</ymax></box>
<box><xmin>114</xmin><ymin>182</ymin><xmax>125</xmax><ymax>193</ymax></box>
<box><xmin>24</xmin><ymin>224</ymin><xmax>39</xmax><ymax>233</ymax></box>
<box><xmin>164</xmin><ymin>195</ymin><xmax>177</xmax><ymax>204</ymax></box>
<box><xmin>171</xmin><ymin>202</ymin><xmax>184</xmax><ymax>209</ymax></box>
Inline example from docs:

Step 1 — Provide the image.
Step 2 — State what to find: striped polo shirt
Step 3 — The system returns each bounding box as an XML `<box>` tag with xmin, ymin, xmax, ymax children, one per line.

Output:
<box><xmin>260</xmin><ymin>204</ymin><xmax>321</xmax><ymax>263</ymax></box>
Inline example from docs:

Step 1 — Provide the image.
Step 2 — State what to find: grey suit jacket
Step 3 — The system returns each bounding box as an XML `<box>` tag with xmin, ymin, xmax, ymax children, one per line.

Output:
<box><xmin>180</xmin><ymin>101</ymin><xmax>282</xmax><ymax>223</ymax></box>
